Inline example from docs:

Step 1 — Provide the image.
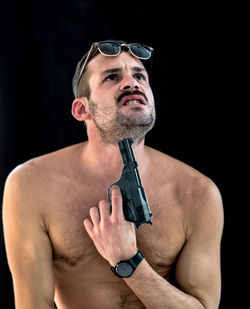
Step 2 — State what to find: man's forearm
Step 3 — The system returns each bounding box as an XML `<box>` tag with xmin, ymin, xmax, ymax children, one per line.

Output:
<box><xmin>123</xmin><ymin>259</ymin><xmax>205</xmax><ymax>309</ymax></box>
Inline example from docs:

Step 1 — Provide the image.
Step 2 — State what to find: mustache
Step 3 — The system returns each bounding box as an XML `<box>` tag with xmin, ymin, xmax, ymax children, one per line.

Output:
<box><xmin>116</xmin><ymin>90</ymin><xmax>148</xmax><ymax>104</ymax></box>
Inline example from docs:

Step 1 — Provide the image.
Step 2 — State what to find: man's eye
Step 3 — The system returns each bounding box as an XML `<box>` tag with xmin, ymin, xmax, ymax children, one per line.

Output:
<box><xmin>104</xmin><ymin>74</ymin><xmax>117</xmax><ymax>81</ymax></box>
<box><xmin>135</xmin><ymin>73</ymin><xmax>146</xmax><ymax>81</ymax></box>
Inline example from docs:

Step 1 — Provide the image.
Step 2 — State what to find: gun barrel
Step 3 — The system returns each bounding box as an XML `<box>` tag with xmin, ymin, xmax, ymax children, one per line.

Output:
<box><xmin>118</xmin><ymin>138</ymin><xmax>135</xmax><ymax>164</ymax></box>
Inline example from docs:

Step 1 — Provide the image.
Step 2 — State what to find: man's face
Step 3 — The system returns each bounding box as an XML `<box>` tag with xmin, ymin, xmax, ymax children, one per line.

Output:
<box><xmin>85</xmin><ymin>51</ymin><xmax>156</xmax><ymax>144</ymax></box>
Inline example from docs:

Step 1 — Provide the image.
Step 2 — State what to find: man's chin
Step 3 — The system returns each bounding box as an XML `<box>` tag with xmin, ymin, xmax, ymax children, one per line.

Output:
<box><xmin>91</xmin><ymin>108</ymin><xmax>156</xmax><ymax>145</ymax></box>
<box><xmin>120</xmin><ymin>116</ymin><xmax>155</xmax><ymax>129</ymax></box>
<box><xmin>96</xmin><ymin>120</ymin><xmax>154</xmax><ymax>145</ymax></box>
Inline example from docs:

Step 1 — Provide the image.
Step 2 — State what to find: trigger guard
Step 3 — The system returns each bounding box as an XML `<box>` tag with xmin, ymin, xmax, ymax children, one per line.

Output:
<box><xmin>107</xmin><ymin>183</ymin><xmax>115</xmax><ymax>202</ymax></box>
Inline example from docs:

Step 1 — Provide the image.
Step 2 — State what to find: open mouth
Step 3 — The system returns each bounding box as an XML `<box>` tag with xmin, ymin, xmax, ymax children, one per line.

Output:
<box><xmin>124</xmin><ymin>99</ymin><xmax>144</xmax><ymax>106</ymax></box>
<box><xmin>120</xmin><ymin>95</ymin><xmax>146</xmax><ymax>107</ymax></box>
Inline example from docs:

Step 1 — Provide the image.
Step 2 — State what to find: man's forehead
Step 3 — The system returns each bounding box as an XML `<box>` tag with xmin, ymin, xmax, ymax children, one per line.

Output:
<box><xmin>87</xmin><ymin>52</ymin><xmax>146</xmax><ymax>74</ymax></box>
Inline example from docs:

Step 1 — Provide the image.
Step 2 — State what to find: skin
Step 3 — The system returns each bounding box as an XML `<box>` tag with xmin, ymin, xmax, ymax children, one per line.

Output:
<box><xmin>2</xmin><ymin>51</ymin><xmax>224</xmax><ymax>309</ymax></box>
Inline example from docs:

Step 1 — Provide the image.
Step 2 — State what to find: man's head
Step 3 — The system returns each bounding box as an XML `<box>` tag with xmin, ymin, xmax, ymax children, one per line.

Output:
<box><xmin>71</xmin><ymin>40</ymin><xmax>156</xmax><ymax>145</ymax></box>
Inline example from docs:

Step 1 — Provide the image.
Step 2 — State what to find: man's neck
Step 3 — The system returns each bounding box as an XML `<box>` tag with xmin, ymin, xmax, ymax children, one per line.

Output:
<box><xmin>80</xmin><ymin>137</ymin><xmax>148</xmax><ymax>182</ymax></box>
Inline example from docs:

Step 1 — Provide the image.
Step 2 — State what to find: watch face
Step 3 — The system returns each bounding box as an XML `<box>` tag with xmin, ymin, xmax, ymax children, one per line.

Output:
<box><xmin>116</xmin><ymin>262</ymin><xmax>133</xmax><ymax>277</ymax></box>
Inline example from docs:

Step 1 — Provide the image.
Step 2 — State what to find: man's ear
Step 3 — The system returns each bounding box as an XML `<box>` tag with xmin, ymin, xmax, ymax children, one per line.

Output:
<box><xmin>71</xmin><ymin>98</ymin><xmax>91</xmax><ymax>121</ymax></box>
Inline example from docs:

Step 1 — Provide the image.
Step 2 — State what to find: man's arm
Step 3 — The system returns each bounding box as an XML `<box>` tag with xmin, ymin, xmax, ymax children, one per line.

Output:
<box><xmin>124</xmin><ymin>179</ymin><xmax>223</xmax><ymax>309</ymax></box>
<box><xmin>2</xmin><ymin>165</ymin><xmax>55</xmax><ymax>309</ymax></box>
<box><xmin>84</xmin><ymin>183</ymin><xmax>223</xmax><ymax>309</ymax></box>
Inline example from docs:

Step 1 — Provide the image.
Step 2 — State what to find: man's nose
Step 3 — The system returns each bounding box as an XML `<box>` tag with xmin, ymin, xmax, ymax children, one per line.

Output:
<box><xmin>119</xmin><ymin>74</ymin><xmax>139</xmax><ymax>91</ymax></box>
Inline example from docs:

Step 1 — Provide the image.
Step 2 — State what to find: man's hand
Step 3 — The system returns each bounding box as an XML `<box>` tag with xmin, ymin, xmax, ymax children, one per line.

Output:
<box><xmin>83</xmin><ymin>185</ymin><xmax>137</xmax><ymax>267</ymax></box>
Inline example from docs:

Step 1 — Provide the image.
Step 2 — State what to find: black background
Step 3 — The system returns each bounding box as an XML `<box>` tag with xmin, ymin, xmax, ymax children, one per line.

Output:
<box><xmin>0</xmin><ymin>1</ymin><xmax>241</xmax><ymax>308</ymax></box>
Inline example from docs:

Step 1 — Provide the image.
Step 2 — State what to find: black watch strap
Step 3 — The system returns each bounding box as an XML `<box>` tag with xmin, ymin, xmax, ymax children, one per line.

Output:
<box><xmin>111</xmin><ymin>250</ymin><xmax>144</xmax><ymax>278</ymax></box>
<box><xmin>129</xmin><ymin>250</ymin><xmax>143</xmax><ymax>269</ymax></box>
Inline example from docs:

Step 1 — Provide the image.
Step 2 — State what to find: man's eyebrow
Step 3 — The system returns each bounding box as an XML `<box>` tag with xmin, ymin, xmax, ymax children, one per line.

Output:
<box><xmin>101</xmin><ymin>68</ymin><xmax>122</xmax><ymax>76</ymax></box>
<box><xmin>100</xmin><ymin>66</ymin><xmax>147</xmax><ymax>76</ymax></box>
<box><xmin>132</xmin><ymin>66</ymin><xmax>147</xmax><ymax>73</ymax></box>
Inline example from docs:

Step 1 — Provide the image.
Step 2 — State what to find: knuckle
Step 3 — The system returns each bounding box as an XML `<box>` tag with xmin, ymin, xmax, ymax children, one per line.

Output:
<box><xmin>111</xmin><ymin>216</ymin><xmax>122</xmax><ymax>226</ymax></box>
<box><xmin>112</xmin><ymin>195</ymin><xmax>121</xmax><ymax>205</ymax></box>
<box><xmin>89</xmin><ymin>206</ymin><xmax>98</xmax><ymax>215</ymax></box>
<box><xmin>100</xmin><ymin>220</ymin><xmax>109</xmax><ymax>230</ymax></box>
<box><xmin>99</xmin><ymin>200</ymin><xmax>109</xmax><ymax>207</ymax></box>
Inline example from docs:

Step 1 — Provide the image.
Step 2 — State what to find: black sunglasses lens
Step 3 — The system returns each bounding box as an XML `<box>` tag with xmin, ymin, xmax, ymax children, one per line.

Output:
<box><xmin>130</xmin><ymin>44</ymin><xmax>151</xmax><ymax>59</ymax></box>
<box><xmin>98</xmin><ymin>42</ymin><xmax>121</xmax><ymax>56</ymax></box>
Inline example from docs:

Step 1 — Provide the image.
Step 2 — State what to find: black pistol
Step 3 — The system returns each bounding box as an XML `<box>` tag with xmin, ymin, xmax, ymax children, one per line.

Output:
<box><xmin>107</xmin><ymin>138</ymin><xmax>152</xmax><ymax>229</ymax></box>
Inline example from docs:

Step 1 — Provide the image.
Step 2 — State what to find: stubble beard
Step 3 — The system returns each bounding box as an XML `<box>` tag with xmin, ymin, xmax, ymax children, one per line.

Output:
<box><xmin>88</xmin><ymin>100</ymin><xmax>156</xmax><ymax>145</ymax></box>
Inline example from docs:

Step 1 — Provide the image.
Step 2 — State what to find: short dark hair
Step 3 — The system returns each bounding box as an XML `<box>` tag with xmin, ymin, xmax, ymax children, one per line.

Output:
<box><xmin>72</xmin><ymin>50</ymin><xmax>91</xmax><ymax>99</ymax></box>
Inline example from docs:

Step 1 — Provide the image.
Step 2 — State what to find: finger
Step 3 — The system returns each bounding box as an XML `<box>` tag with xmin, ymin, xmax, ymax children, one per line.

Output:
<box><xmin>99</xmin><ymin>200</ymin><xmax>111</xmax><ymax>221</ymax></box>
<box><xmin>110</xmin><ymin>185</ymin><xmax>124</xmax><ymax>221</ymax></box>
<box><xmin>89</xmin><ymin>206</ymin><xmax>100</xmax><ymax>226</ymax></box>
<box><xmin>83</xmin><ymin>218</ymin><xmax>93</xmax><ymax>236</ymax></box>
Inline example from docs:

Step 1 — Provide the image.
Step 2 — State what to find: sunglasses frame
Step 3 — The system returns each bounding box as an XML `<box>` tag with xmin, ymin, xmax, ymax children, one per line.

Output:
<box><xmin>77</xmin><ymin>41</ymin><xmax>154</xmax><ymax>93</ymax></box>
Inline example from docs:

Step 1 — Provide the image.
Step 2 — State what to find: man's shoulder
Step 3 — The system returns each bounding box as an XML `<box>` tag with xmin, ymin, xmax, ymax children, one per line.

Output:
<box><xmin>5</xmin><ymin>143</ymin><xmax>84</xmax><ymax>192</ymax></box>
<box><xmin>146</xmin><ymin>145</ymin><xmax>222</xmax><ymax>210</ymax></box>
<box><xmin>147</xmin><ymin>146</ymin><xmax>223</xmax><ymax>236</ymax></box>
<box><xmin>146</xmin><ymin>145</ymin><xmax>204</xmax><ymax>180</ymax></box>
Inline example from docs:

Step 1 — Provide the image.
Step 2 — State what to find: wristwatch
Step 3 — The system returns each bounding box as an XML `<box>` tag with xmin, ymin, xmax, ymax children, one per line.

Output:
<box><xmin>111</xmin><ymin>250</ymin><xmax>144</xmax><ymax>278</ymax></box>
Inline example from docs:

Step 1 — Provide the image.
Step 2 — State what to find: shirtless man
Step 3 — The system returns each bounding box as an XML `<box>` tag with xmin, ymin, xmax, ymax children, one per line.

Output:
<box><xmin>2</xmin><ymin>40</ymin><xmax>224</xmax><ymax>309</ymax></box>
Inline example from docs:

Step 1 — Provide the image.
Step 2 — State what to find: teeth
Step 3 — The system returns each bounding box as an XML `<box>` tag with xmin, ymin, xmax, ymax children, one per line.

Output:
<box><xmin>125</xmin><ymin>100</ymin><xmax>142</xmax><ymax>106</ymax></box>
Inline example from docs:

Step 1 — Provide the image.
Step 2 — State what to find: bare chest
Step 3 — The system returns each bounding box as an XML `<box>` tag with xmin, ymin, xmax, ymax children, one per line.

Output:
<box><xmin>46</xmin><ymin>182</ymin><xmax>185</xmax><ymax>277</ymax></box>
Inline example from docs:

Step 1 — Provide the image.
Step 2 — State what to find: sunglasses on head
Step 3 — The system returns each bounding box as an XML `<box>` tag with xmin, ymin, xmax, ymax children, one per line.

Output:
<box><xmin>77</xmin><ymin>41</ymin><xmax>154</xmax><ymax>87</ymax></box>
